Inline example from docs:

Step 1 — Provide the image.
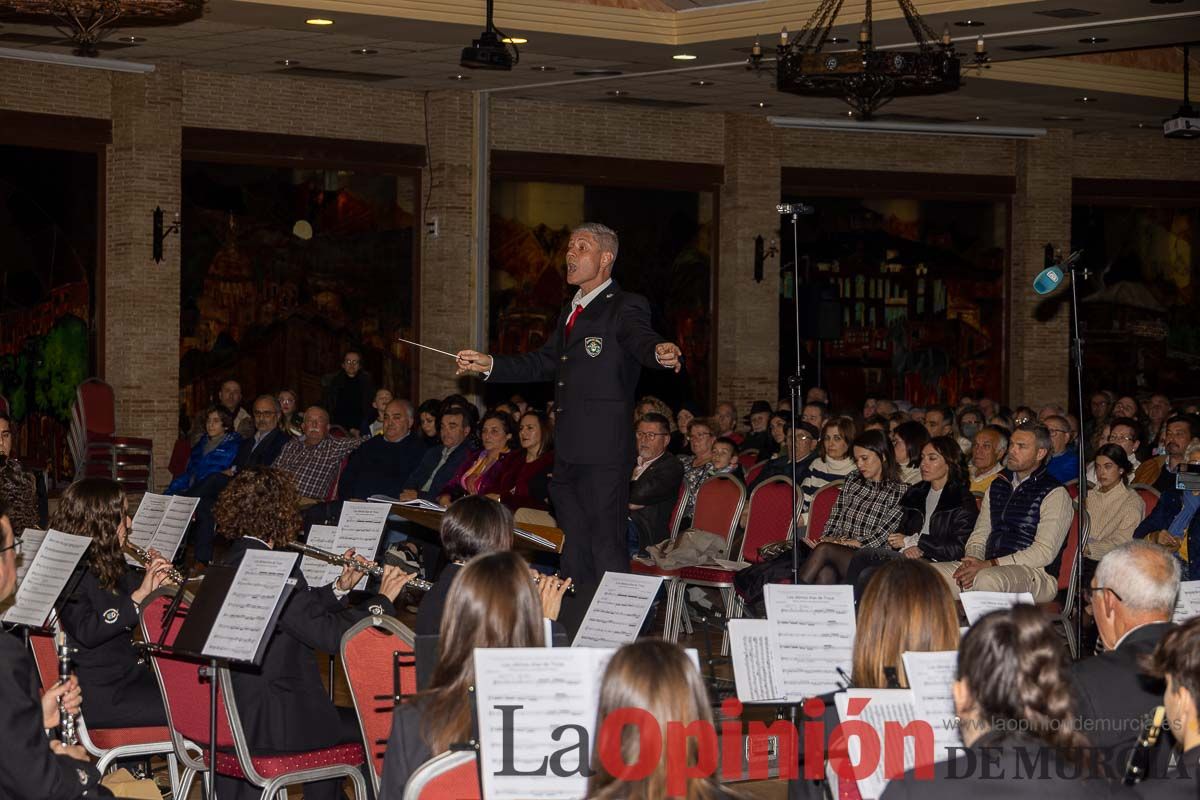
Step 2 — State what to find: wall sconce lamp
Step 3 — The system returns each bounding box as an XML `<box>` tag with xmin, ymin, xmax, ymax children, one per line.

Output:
<box><xmin>153</xmin><ymin>206</ymin><xmax>181</xmax><ymax>263</ymax></box>
<box><xmin>754</xmin><ymin>235</ymin><xmax>779</xmax><ymax>283</ymax></box>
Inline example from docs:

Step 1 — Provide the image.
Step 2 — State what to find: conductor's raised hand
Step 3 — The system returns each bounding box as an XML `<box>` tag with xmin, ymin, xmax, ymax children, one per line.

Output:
<box><xmin>655</xmin><ymin>342</ymin><xmax>684</xmax><ymax>373</ymax></box>
<box><xmin>455</xmin><ymin>350</ymin><xmax>493</xmax><ymax>376</ymax></box>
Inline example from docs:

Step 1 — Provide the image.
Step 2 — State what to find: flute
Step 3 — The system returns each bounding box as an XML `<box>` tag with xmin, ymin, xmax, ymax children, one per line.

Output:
<box><xmin>287</xmin><ymin>541</ymin><xmax>433</xmax><ymax>592</ymax></box>
<box><xmin>54</xmin><ymin>629</ymin><xmax>79</xmax><ymax>746</ymax></box>
<box><xmin>123</xmin><ymin>542</ymin><xmax>188</xmax><ymax>586</ymax></box>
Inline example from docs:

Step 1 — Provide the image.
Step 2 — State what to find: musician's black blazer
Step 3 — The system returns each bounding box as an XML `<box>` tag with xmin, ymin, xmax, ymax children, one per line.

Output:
<box><xmin>629</xmin><ymin>455</ymin><xmax>685</xmax><ymax>550</ymax></box>
<box><xmin>234</xmin><ymin>428</ymin><xmax>289</xmax><ymax>470</ymax></box>
<box><xmin>487</xmin><ymin>280</ymin><xmax>667</xmax><ymax>466</ymax></box>
<box><xmin>413</xmin><ymin>562</ymin><xmax>459</xmax><ymax>637</ymax></box>
<box><xmin>220</xmin><ymin>537</ymin><xmax>396</xmax><ymax>751</ymax></box>
<box><xmin>1071</xmin><ymin>621</ymin><xmax>1175</xmax><ymax>779</ymax></box>
<box><xmin>377</xmin><ymin>699</ymin><xmax>433</xmax><ymax>800</ymax></box>
<box><xmin>1135</xmin><ymin>744</ymin><xmax>1200</xmax><ymax>799</ymax></box>
<box><xmin>0</xmin><ymin>632</ymin><xmax>109</xmax><ymax>799</ymax></box>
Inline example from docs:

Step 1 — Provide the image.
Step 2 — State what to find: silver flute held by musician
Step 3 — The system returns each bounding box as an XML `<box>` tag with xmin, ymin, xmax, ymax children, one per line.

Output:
<box><xmin>287</xmin><ymin>541</ymin><xmax>433</xmax><ymax>592</ymax></box>
<box><xmin>123</xmin><ymin>542</ymin><xmax>189</xmax><ymax>585</ymax></box>
<box><xmin>54</xmin><ymin>629</ymin><xmax>79</xmax><ymax>746</ymax></box>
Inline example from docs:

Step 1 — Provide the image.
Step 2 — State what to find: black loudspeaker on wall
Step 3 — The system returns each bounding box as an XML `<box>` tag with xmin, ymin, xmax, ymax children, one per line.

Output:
<box><xmin>796</xmin><ymin>284</ymin><xmax>843</xmax><ymax>341</ymax></box>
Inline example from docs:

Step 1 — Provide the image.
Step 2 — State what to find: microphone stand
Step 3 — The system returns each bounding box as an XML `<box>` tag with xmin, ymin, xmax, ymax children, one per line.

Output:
<box><xmin>1067</xmin><ymin>258</ymin><xmax>1092</xmax><ymax>660</ymax></box>
<box><xmin>782</xmin><ymin>206</ymin><xmax>805</xmax><ymax>733</ymax></box>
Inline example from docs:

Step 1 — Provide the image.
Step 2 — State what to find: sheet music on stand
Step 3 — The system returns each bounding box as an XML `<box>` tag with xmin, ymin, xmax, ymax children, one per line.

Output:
<box><xmin>765</xmin><ymin>584</ymin><xmax>855</xmax><ymax>701</ymax></box>
<box><xmin>901</xmin><ymin>650</ymin><xmax>961</xmax><ymax>755</ymax></box>
<box><xmin>1173</xmin><ymin>580</ymin><xmax>1200</xmax><ymax>623</ymax></box>
<box><xmin>296</xmin><ymin>502</ymin><xmax>392</xmax><ymax>589</ymax></box>
<box><xmin>13</xmin><ymin>528</ymin><xmax>47</xmax><ymax>587</ymax></box>
<box><xmin>125</xmin><ymin>493</ymin><xmax>200</xmax><ymax>565</ymax></box>
<box><xmin>369</xmin><ymin>494</ymin><xmax>445</xmax><ymax>512</ymax></box>
<box><xmin>958</xmin><ymin>590</ymin><xmax>1034</xmax><ymax>626</ymax></box>
<box><xmin>728</xmin><ymin>618</ymin><xmax>784</xmax><ymax>703</ymax></box>
<box><xmin>572</xmin><ymin>571</ymin><xmax>663</xmax><ymax>648</ymax></box>
<box><xmin>828</xmin><ymin>689</ymin><xmax>921</xmax><ymax>800</ymax></box>
<box><xmin>2</xmin><ymin>530</ymin><xmax>92</xmax><ymax>628</ymax></box>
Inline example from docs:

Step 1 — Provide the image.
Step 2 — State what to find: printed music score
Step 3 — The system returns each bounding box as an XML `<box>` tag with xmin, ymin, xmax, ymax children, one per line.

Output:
<box><xmin>572</xmin><ymin>572</ymin><xmax>663</xmax><ymax>648</ymax></box>
<box><xmin>958</xmin><ymin>590</ymin><xmax>1034</xmax><ymax>626</ymax></box>
<box><xmin>2</xmin><ymin>529</ymin><xmax>93</xmax><ymax>628</ymax></box>
<box><xmin>125</xmin><ymin>493</ymin><xmax>200</xmax><ymax>565</ymax></box>
<box><xmin>1173</xmin><ymin>580</ymin><xmax>1200</xmax><ymax>624</ymax></box>
<box><xmin>830</xmin><ymin>689</ymin><xmax>922</xmax><ymax>800</ymax></box>
<box><xmin>902</xmin><ymin>650</ymin><xmax>961</xmax><ymax>754</ymax></box>
<box><xmin>728</xmin><ymin>618</ymin><xmax>783</xmax><ymax>703</ymax></box>
<box><xmin>369</xmin><ymin>494</ymin><xmax>445</xmax><ymax>512</ymax></box>
<box><xmin>765</xmin><ymin>584</ymin><xmax>855</xmax><ymax>701</ymax></box>
<box><xmin>296</xmin><ymin>502</ymin><xmax>392</xmax><ymax>588</ymax></box>
<box><xmin>14</xmin><ymin>527</ymin><xmax>47</xmax><ymax>587</ymax></box>
<box><xmin>201</xmin><ymin>549</ymin><xmax>297</xmax><ymax>661</ymax></box>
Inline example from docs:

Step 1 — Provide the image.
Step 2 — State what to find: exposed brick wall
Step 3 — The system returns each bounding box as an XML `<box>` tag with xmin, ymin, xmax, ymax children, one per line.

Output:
<box><xmin>778</xmin><ymin>128</ymin><xmax>1017</xmax><ymax>176</ymax></box>
<box><xmin>1072</xmin><ymin>131</ymin><xmax>1200</xmax><ymax>181</ymax></box>
<box><xmin>0</xmin><ymin>60</ymin><xmax>111</xmax><ymax>119</ymax></box>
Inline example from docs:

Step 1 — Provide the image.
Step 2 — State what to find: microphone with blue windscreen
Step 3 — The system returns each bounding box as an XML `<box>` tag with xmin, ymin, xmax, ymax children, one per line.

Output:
<box><xmin>1032</xmin><ymin>250</ymin><xmax>1083</xmax><ymax>295</ymax></box>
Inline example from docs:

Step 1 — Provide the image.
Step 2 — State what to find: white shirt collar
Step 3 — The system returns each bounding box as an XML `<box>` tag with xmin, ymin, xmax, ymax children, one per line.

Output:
<box><xmin>571</xmin><ymin>278</ymin><xmax>613</xmax><ymax>310</ymax></box>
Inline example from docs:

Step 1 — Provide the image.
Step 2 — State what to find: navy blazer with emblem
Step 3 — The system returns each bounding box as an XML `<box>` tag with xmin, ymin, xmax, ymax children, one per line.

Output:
<box><xmin>487</xmin><ymin>280</ymin><xmax>667</xmax><ymax>465</ymax></box>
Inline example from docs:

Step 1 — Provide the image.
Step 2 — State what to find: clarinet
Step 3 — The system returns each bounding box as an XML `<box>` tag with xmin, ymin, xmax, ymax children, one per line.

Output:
<box><xmin>54</xmin><ymin>628</ymin><xmax>79</xmax><ymax>746</ymax></box>
<box><xmin>1123</xmin><ymin>705</ymin><xmax>1166</xmax><ymax>785</ymax></box>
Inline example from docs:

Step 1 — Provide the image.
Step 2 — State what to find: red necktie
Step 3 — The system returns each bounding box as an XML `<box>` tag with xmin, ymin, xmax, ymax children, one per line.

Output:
<box><xmin>564</xmin><ymin>304</ymin><xmax>583</xmax><ymax>339</ymax></box>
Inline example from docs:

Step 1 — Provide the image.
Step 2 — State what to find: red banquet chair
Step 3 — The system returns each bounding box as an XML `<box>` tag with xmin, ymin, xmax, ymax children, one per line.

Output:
<box><xmin>1040</xmin><ymin>481</ymin><xmax>1082</xmax><ymax>658</ymax></box>
<box><xmin>402</xmin><ymin>750</ymin><xmax>480</xmax><ymax>800</ymax></box>
<box><xmin>737</xmin><ymin>450</ymin><xmax>759</xmax><ymax>472</ymax></box>
<box><xmin>70</xmin><ymin>378</ymin><xmax>154</xmax><ymax>492</ymax></box>
<box><xmin>743</xmin><ymin>459</ymin><xmax>769</xmax><ymax>487</ymax></box>
<box><xmin>340</xmin><ymin>614</ymin><xmax>418</xmax><ymax>795</ymax></box>
<box><xmin>1131</xmin><ymin>483</ymin><xmax>1160</xmax><ymax>517</ymax></box>
<box><xmin>674</xmin><ymin>476</ymin><xmax>795</xmax><ymax>654</ymax></box>
<box><xmin>28</xmin><ymin>629</ymin><xmax>189</xmax><ymax>794</ymax></box>
<box><xmin>805</xmin><ymin>481</ymin><xmax>843</xmax><ymax>542</ymax></box>
<box><xmin>630</xmin><ymin>483</ymin><xmax>689</xmax><ymax>636</ymax></box>
<box><xmin>138</xmin><ymin>588</ymin><xmax>369</xmax><ymax>800</ymax></box>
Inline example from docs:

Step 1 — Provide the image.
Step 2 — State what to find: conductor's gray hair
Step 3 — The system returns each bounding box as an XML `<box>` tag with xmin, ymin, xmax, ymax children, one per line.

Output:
<box><xmin>1095</xmin><ymin>540</ymin><xmax>1181</xmax><ymax>614</ymax></box>
<box><xmin>572</xmin><ymin>222</ymin><xmax>619</xmax><ymax>262</ymax></box>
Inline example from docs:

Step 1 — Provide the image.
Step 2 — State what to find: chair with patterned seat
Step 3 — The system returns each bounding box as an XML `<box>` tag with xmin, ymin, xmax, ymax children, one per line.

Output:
<box><xmin>1040</xmin><ymin>480</ymin><xmax>1082</xmax><ymax>658</ymax></box>
<box><xmin>70</xmin><ymin>378</ymin><xmax>154</xmax><ymax>492</ymax></box>
<box><xmin>139</xmin><ymin>588</ymin><xmax>369</xmax><ymax>800</ymax></box>
<box><xmin>805</xmin><ymin>481</ymin><xmax>843</xmax><ymax>542</ymax></box>
<box><xmin>402</xmin><ymin>750</ymin><xmax>480</xmax><ymax>800</ymax></box>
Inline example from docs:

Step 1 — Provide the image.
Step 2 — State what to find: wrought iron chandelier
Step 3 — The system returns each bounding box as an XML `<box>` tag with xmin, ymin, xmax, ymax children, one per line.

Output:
<box><xmin>751</xmin><ymin>0</ymin><xmax>988</xmax><ymax>119</ymax></box>
<box><xmin>0</xmin><ymin>0</ymin><xmax>205</xmax><ymax>56</ymax></box>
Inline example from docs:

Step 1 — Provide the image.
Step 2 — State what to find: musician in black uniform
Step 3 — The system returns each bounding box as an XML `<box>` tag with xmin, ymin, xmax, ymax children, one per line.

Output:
<box><xmin>455</xmin><ymin>223</ymin><xmax>683</xmax><ymax>623</ymax></box>
<box><xmin>1140</xmin><ymin>616</ymin><xmax>1200</xmax><ymax>799</ymax></box>
<box><xmin>212</xmin><ymin>466</ymin><xmax>412</xmax><ymax>800</ymax></box>
<box><xmin>0</xmin><ymin>508</ymin><xmax>110</xmax><ymax>798</ymax></box>
<box><xmin>57</xmin><ymin>478</ymin><xmax>174</xmax><ymax>729</ymax></box>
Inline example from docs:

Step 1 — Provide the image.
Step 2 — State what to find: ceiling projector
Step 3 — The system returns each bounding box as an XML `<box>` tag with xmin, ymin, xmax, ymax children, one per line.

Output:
<box><xmin>460</xmin><ymin>28</ymin><xmax>514</xmax><ymax>70</ymax></box>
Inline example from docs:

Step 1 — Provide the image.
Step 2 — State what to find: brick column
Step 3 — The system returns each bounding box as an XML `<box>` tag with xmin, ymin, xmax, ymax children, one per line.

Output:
<box><xmin>104</xmin><ymin>64</ymin><xmax>182</xmax><ymax>489</ymax></box>
<box><xmin>1008</xmin><ymin>129</ymin><xmax>1072</xmax><ymax>409</ymax></box>
<box><xmin>418</xmin><ymin>90</ymin><xmax>478</xmax><ymax>400</ymax></box>
<box><xmin>716</xmin><ymin>115</ymin><xmax>781</xmax><ymax>414</ymax></box>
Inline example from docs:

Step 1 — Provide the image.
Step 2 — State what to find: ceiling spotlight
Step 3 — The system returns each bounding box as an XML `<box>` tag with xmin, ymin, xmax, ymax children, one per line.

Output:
<box><xmin>305</xmin><ymin>18</ymin><xmax>334</xmax><ymax>26</ymax></box>
<box><xmin>1079</xmin><ymin>37</ymin><xmax>1108</xmax><ymax>44</ymax></box>
<box><xmin>673</xmin><ymin>53</ymin><xmax>698</xmax><ymax>61</ymax></box>
<box><xmin>606</xmin><ymin>89</ymin><xmax>626</xmax><ymax>96</ymax></box>
<box><xmin>825</xmin><ymin>36</ymin><xmax>847</xmax><ymax>44</ymax></box>
<box><xmin>449</xmin><ymin>73</ymin><xmax>470</xmax><ymax>80</ymax></box>
<box><xmin>691</xmin><ymin>80</ymin><xmax>714</xmax><ymax>86</ymax></box>
<box><xmin>275</xmin><ymin>59</ymin><xmax>300</xmax><ymax>66</ymax></box>
<box><xmin>954</xmin><ymin>20</ymin><xmax>985</xmax><ymax>27</ymax></box>
<box><xmin>501</xmin><ymin>37</ymin><xmax>527</xmax><ymax>44</ymax></box>
<box><xmin>973</xmin><ymin>115</ymin><xmax>988</xmax><ymax>121</ymax></box>
<box><xmin>530</xmin><ymin>65</ymin><xmax>556</xmax><ymax>71</ymax></box>
<box><xmin>118</xmin><ymin>36</ymin><xmax>146</xmax><ymax>43</ymax></box>
<box><xmin>351</xmin><ymin>48</ymin><xmax>378</xmax><ymax>55</ymax></box>
<box><xmin>1075</xmin><ymin>96</ymin><xmax>1097</xmax><ymax>103</ymax></box>
<box><xmin>754</xmin><ymin>101</ymin><xmax>770</xmax><ymax>108</ymax></box>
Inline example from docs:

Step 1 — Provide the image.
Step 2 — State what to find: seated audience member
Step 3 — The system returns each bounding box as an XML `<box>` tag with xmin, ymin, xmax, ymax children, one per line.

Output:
<box><xmin>1089</xmin><ymin>416</ymin><xmax>1142</xmax><ymax>484</ymax></box>
<box><xmin>192</xmin><ymin>379</ymin><xmax>253</xmax><ymax>443</ymax></box>
<box><xmin>890</xmin><ymin>420</ymin><xmax>931</xmax><ymax>485</ymax></box>
<box><xmin>711</xmin><ymin>436</ymin><xmax>745</xmax><ymax>483</ymax></box>
<box><xmin>847</xmin><ymin>437</ymin><xmax>977</xmax><ymax>600</ymax></box>
<box><xmin>400</xmin><ymin>406</ymin><xmax>476</xmax><ymax>502</ymax></box>
<box><xmin>635</xmin><ymin>395</ymin><xmax>673</xmax><ymax>428</ymax></box>
<box><xmin>987</xmin><ymin>412</ymin><xmax>1015</xmax><ymax>431</ymax></box>
<box><xmin>670</xmin><ymin>403</ymin><xmax>698</xmax><ymax>455</ymax></box>
<box><xmin>862</xmin><ymin>396</ymin><xmax>879</xmax><ymax>419</ymax></box>
<box><xmin>1134</xmin><ymin>415</ymin><xmax>1198</xmax><ymax>493</ymax></box>
<box><xmin>414</xmin><ymin>496</ymin><xmax>514</xmax><ymax>635</ymax></box>
<box><xmin>714</xmin><ymin>401</ymin><xmax>743</xmax><ymax>445</ymax></box>
<box><xmin>1140</xmin><ymin>617</ymin><xmax>1200</xmax><ymax>797</ymax></box>
<box><xmin>956</xmin><ymin>405</ymin><xmax>983</xmax><ymax>455</ymax></box>
<box><xmin>882</xmin><ymin>606</ymin><xmax>1100</xmax><ymax>798</ymax></box>
<box><xmin>322</xmin><ymin>349</ymin><xmax>375</xmax><ymax>435</ymax></box>
<box><xmin>741</xmin><ymin>400</ymin><xmax>777</xmax><ymax>457</ymax></box>
<box><xmin>589</xmin><ymin>640</ymin><xmax>745</xmax><ymax>800</ymax></box>
<box><xmin>167</xmin><ymin>406</ymin><xmax>241</xmax><ymax>494</ymax></box>
<box><xmin>790</xmin><ymin>559</ymin><xmax>960</xmax><ymax>798</ymax></box>
<box><xmin>805</xmin><ymin>386</ymin><xmax>829</xmax><ymax>405</ymax></box>
<box><xmin>57</xmin><ymin>479</ymin><xmax>171</xmax><ymax>728</ymax></box>
<box><xmin>1081</xmin><ymin>445</ymin><xmax>1145</xmax><ymax>581</ymax></box>
<box><xmin>750</xmin><ymin>421</ymin><xmax>820</xmax><ymax>491</ymax></box>
<box><xmin>1143</xmin><ymin>393</ymin><xmax>1172</xmax><ymax>450</ymax></box>
<box><xmin>768</xmin><ymin>411</ymin><xmax>790</xmax><ymax>454</ymax></box>
<box><xmin>977</xmin><ymin>396</ymin><xmax>997</xmax><ymax>420</ymax></box>
<box><xmin>1134</xmin><ymin>441</ymin><xmax>1200</xmax><ymax>581</ymax></box>
<box><xmin>1113</xmin><ymin>395</ymin><xmax>1141</xmax><ymax>424</ymax></box>
<box><xmin>909</xmin><ymin>406</ymin><xmax>926</xmax><ymax>424</ymax></box>
<box><xmin>930</xmin><ymin>422</ymin><xmax>1073</xmax><ymax>602</ymax></box>
<box><xmin>504</xmin><ymin>410</ymin><xmax>555</xmax><ymax>513</ymax></box>
<box><xmin>922</xmin><ymin>404</ymin><xmax>955</xmax><ymax>441</ymax></box>
<box><xmin>1072</xmin><ymin>541</ymin><xmax>1179</xmax><ymax>780</ymax></box>
<box><xmin>509</xmin><ymin>394</ymin><xmax>529</xmax><ymax>416</ymax></box>
<box><xmin>678</xmin><ymin>418</ymin><xmax>718</xmax><ymax>521</ymax></box>
<box><xmin>379</xmin><ymin>551</ymin><xmax>566</xmax><ymax>797</ymax></box>
<box><xmin>1013</xmin><ymin>405</ymin><xmax>1036</xmax><ymax>426</ymax></box>
<box><xmin>415</xmin><ymin>399</ymin><xmax>441</xmax><ymax>448</ymax></box>
<box><xmin>277</xmin><ymin>388</ymin><xmax>302</xmax><ymax>436</ymax></box>
<box><xmin>1038</xmin><ymin>403</ymin><xmax>1065</xmax><ymax>422</ymax></box>
<box><xmin>796</xmin><ymin>430</ymin><xmax>906</xmax><ymax>584</ymax></box>
<box><xmin>875</xmin><ymin>398</ymin><xmax>898</xmax><ymax>417</ymax></box>
<box><xmin>0</xmin><ymin>511</ymin><xmax>108</xmax><ymax>800</ymax></box>
<box><xmin>365</xmin><ymin>387</ymin><xmax>394</xmax><ymax>436</ymax></box>
<box><xmin>970</xmin><ymin>424</ymin><xmax>1009</xmax><ymax>494</ymax></box>
<box><xmin>801</xmin><ymin>400</ymin><xmax>830</xmax><ymax>432</ymax></box>
<box><xmin>1086</xmin><ymin>390</ymin><xmax>1115</xmax><ymax>455</ymax></box>
<box><xmin>628</xmin><ymin>413</ymin><xmax>685</xmax><ymax>552</ymax></box>
<box><xmin>493</xmin><ymin>401</ymin><xmax>518</xmax><ymax>423</ymax></box>
<box><xmin>214</xmin><ymin>466</ymin><xmax>411</xmax><ymax>800</ymax></box>
<box><xmin>862</xmin><ymin>413</ymin><xmax>889</xmax><ymax>433</ymax></box>
<box><xmin>1045</xmin><ymin>413</ymin><xmax>1082</xmax><ymax>483</ymax></box>
<box><xmin>273</xmin><ymin>406</ymin><xmax>365</xmax><ymax>501</ymax></box>
<box><xmin>0</xmin><ymin>411</ymin><xmax>42</xmax><ymax>531</ymax></box>
<box><xmin>438</xmin><ymin>410</ymin><xmax>522</xmax><ymax>505</ymax></box>
<box><xmin>799</xmin><ymin>416</ymin><xmax>857</xmax><ymax>522</ymax></box>
<box><xmin>338</xmin><ymin>399</ymin><xmax>428</xmax><ymax>501</ymax></box>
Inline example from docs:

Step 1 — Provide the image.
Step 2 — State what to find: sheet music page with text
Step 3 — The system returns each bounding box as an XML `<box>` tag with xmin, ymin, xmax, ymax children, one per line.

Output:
<box><xmin>334</xmin><ymin>502</ymin><xmax>391</xmax><ymax>589</ymax></box>
<box><xmin>14</xmin><ymin>528</ymin><xmax>47</xmax><ymax>587</ymax></box>
<box><xmin>832</xmin><ymin>689</ymin><xmax>919</xmax><ymax>800</ymax></box>
<box><xmin>149</xmin><ymin>496</ymin><xmax>200</xmax><ymax>563</ymax></box>
<box><xmin>126</xmin><ymin>493</ymin><xmax>170</xmax><ymax>565</ymax></box>
<box><xmin>1173</xmin><ymin>580</ymin><xmax>1200</xmax><ymax>623</ymax></box>
<box><xmin>766</xmin><ymin>584</ymin><xmax>855</xmax><ymax>701</ymax></box>
<box><xmin>2</xmin><ymin>530</ymin><xmax>92</xmax><ymax>628</ymax></box>
<box><xmin>728</xmin><ymin>618</ymin><xmax>784</xmax><ymax>703</ymax></box>
<box><xmin>299</xmin><ymin>525</ymin><xmax>341</xmax><ymax>587</ymax></box>
<box><xmin>202</xmin><ymin>549</ymin><xmax>297</xmax><ymax>662</ymax></box>
<box><xmin>959</xmin><ymin>591</ymin><xmax>1034</xmax><ymax>625</ymax></box>
<box><xmin>572</xmin><ymin>572</ymin><xmax>662</xmax><ymax>648</ymax></box>
<box><xmin>902</xmin><ymin>650</ymin><xmax>961</xmax><ymax>754</ymax></box>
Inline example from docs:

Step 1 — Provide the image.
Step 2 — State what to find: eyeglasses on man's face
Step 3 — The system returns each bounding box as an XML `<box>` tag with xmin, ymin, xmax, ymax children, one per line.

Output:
<box><xmin>1083</xmin><ymin>584</ymin><xmax>1122</xmax><ymax>606</ymax></box>
<box><xmin>635</xmin><ymin>431</ymin><xmax>668</xmax><ymax>440</ymax></box>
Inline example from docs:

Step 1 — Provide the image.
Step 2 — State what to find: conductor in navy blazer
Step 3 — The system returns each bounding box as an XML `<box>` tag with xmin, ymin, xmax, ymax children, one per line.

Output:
<box><xmin>455</xmin><ymin>223</ymin><xmax>683</xmax><ymax>619</ymax></box>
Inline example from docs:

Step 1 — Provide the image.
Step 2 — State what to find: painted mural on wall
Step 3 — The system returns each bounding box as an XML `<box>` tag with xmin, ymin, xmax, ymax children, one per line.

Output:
<box><xmin>180</xmin><ymin>163</ymin><xmax>417</xmax><ymax>428</ymax></box>
<box><xmin>0</xmin><ymin>145</ymin><xmax>96</xmax><ymax>483</ymax></box>
<box><xmin>783</xmin><ymin>197</ymin><xmax>1007</xmax><ymax>406</ymax></box>
<box><xmin>1073</xmin><ymin>205</ymin><xmax>1199</xmax><ymax>396</ymax></box>
<box><xmin>488</xmin><ymin>181</ymin><xmax>714</xmax><ymax>411</ymax></box>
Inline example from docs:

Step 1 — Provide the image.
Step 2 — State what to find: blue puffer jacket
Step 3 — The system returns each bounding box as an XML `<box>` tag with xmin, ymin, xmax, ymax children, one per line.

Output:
<box><xmin>1134</xmin><ymin>489</ymin><xmax>1200</xmax><ymax>580</ymax></box>
<box><xmin>984</xmin><ymin>465</ymin><xmax>1063</xmax><ymax>563</ymax></box>
<box><xmin>167</xmin><ymin>433</ymin><xmax>242</xmax><ymax>494</ymax></box>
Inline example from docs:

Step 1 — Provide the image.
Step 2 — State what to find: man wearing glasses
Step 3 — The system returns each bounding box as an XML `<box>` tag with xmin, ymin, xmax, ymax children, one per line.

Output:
<box><xmin>749</xmin><ymin>421</ymin><xmax>821</xmax><ymax>492</ymax></box>
<box><xmin>1072</xmin><ymin>540</ymin><xmax>1178</xmax><ymax>779</ymax></box>
<box><xmin>1044</xmin><ymin>413</ymin><xmax>1081</xmax><ymax>483</ymax></box>
<box><xmin>628</xmin><ymin>413</ymin><xmax>684</xmax><ymax>554</ymax></box>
